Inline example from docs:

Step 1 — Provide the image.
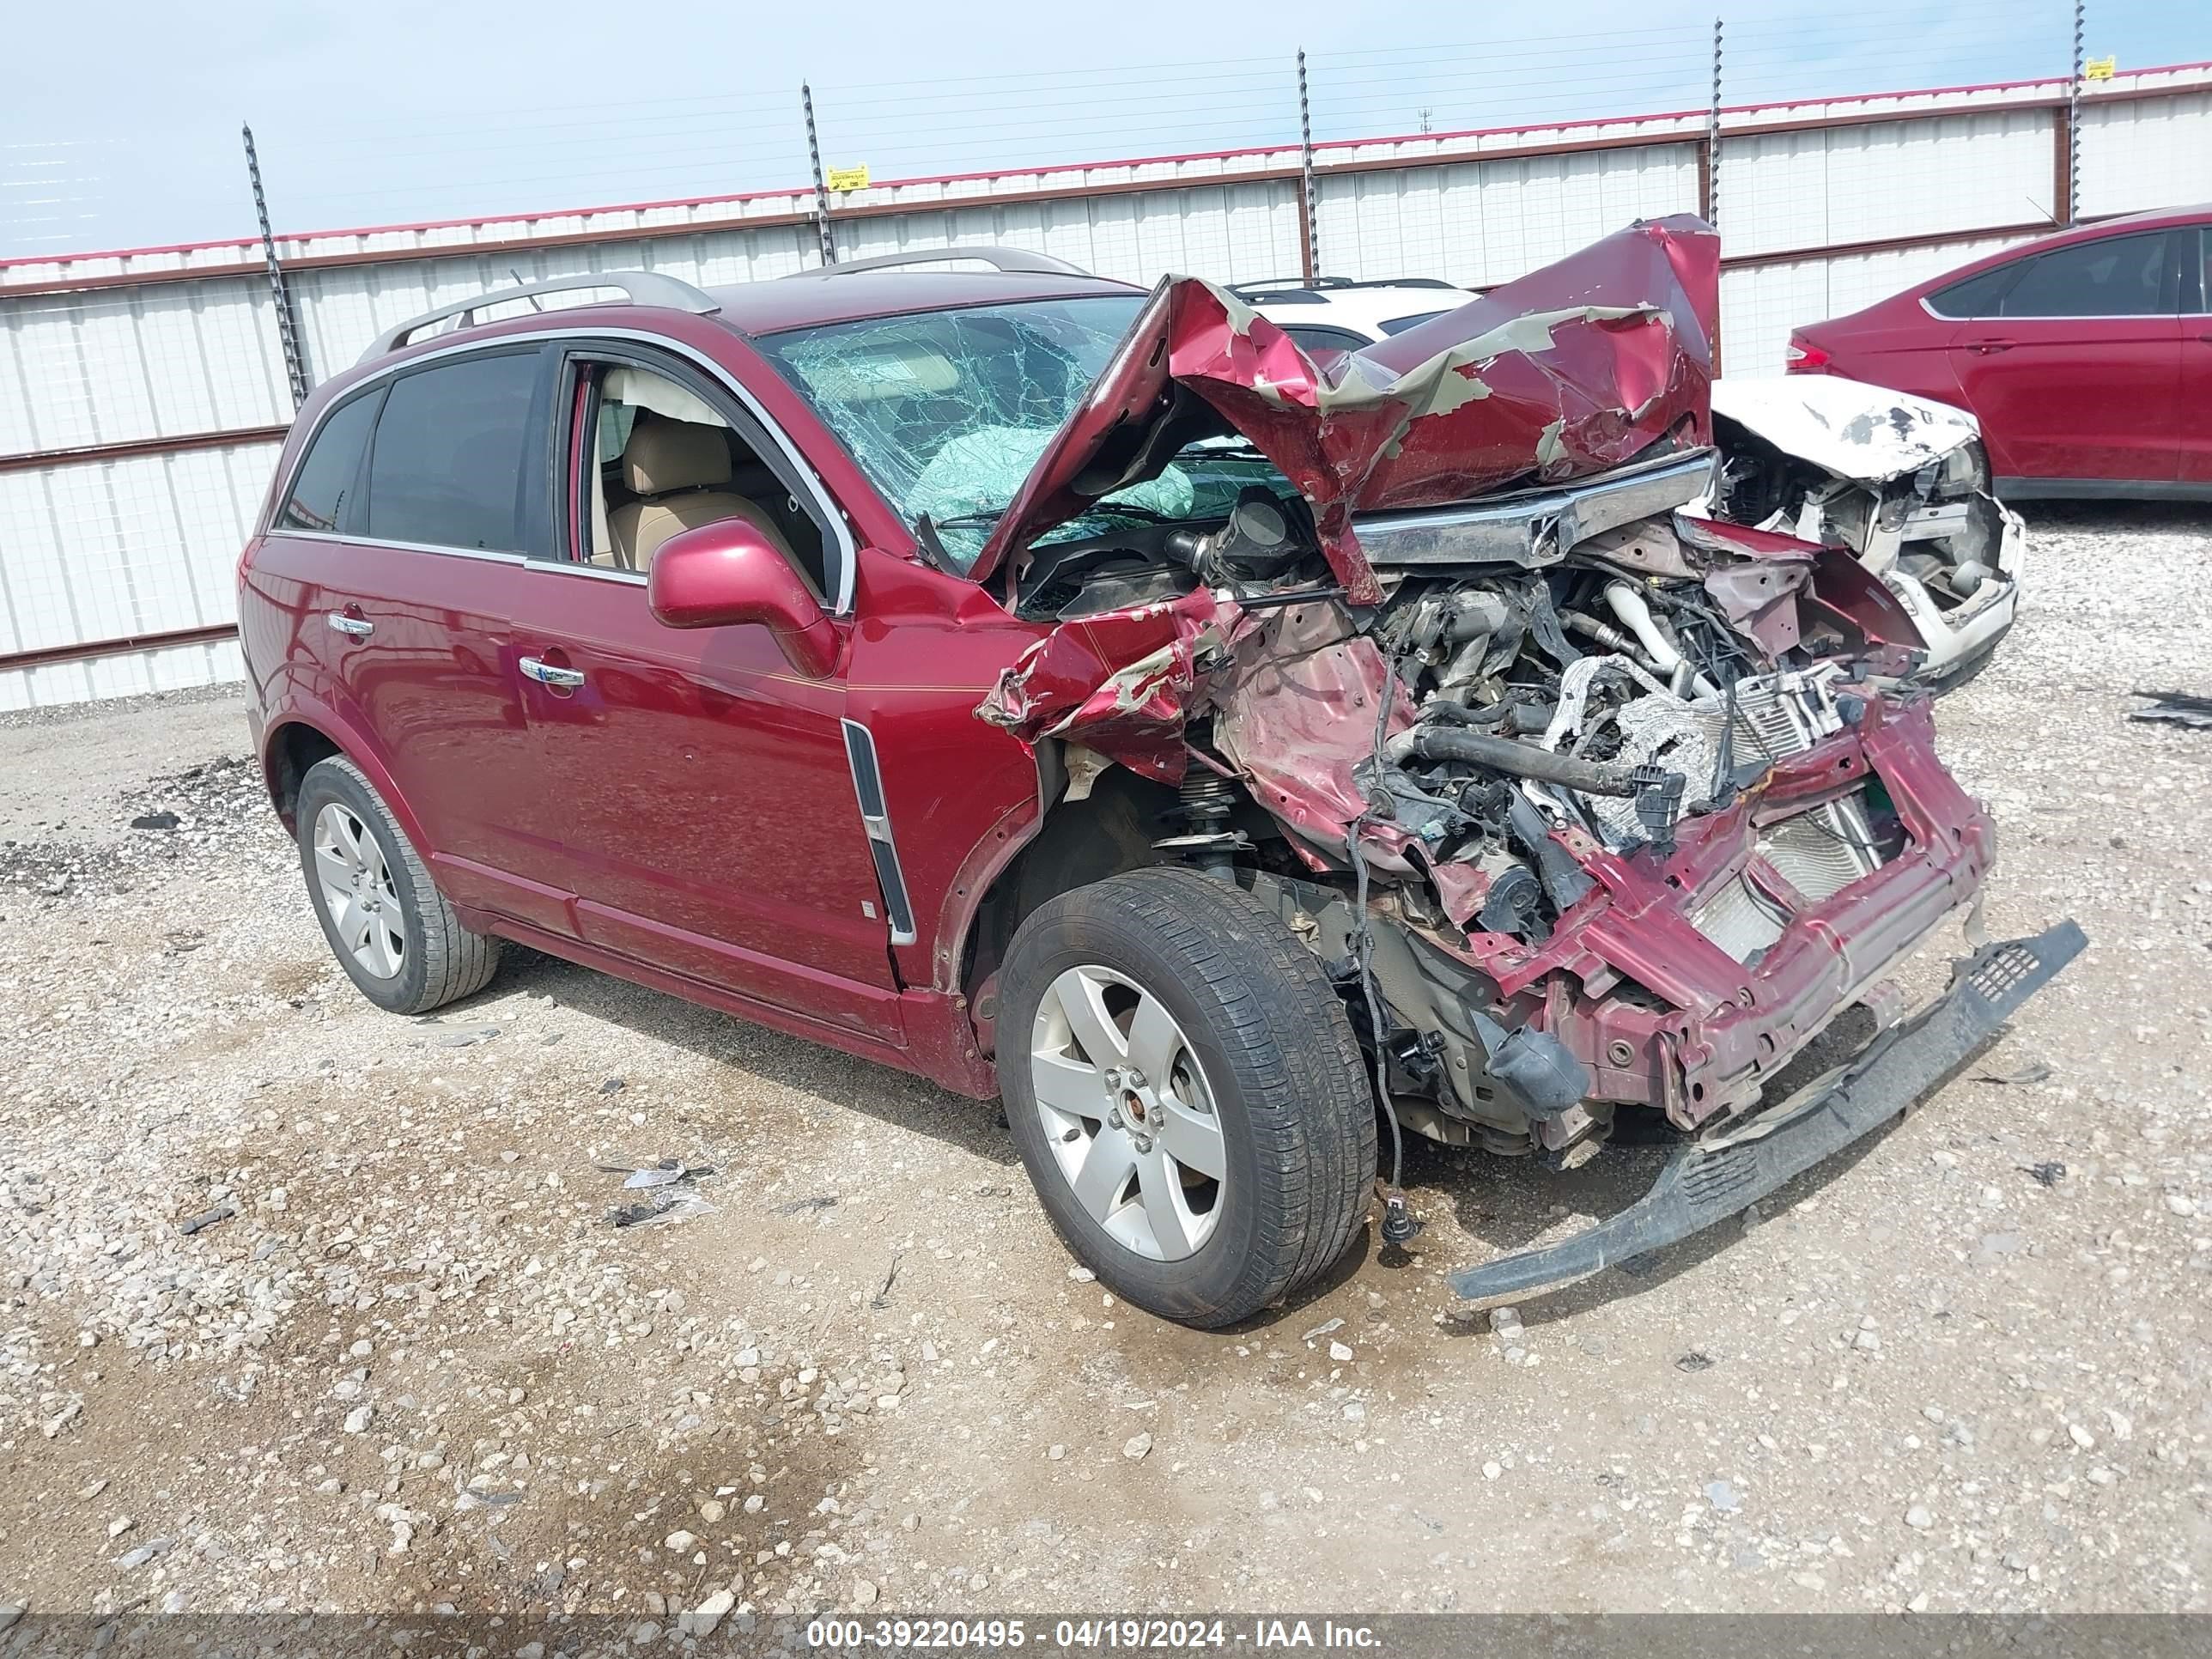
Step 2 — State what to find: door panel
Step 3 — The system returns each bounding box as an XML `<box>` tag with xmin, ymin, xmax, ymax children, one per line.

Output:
<box><xmin>512</xmin><ymin>565</ymin><xmax>902</xmax><ymax>1036</ymax></box>
<box><xmin>1948</xmin><ymin>230</ymin><xmax>2182</xmax><ymax>483</ymax></box>
<box><xmin>1953</xmin><ymin>316</ymin><xmax>2182</xmax><ymax>482</ymax></box>
<box><xmin>2182</xmin><ymin>227</ymin><xmax>2212</xmax><ymax>486</ymax></box>
<box><xmin>313</xmin><ymin>543</ymin><xmax>568</xmax><ymax>931</ymax></box>
<box><xmin>509</xmin><ymin>342</ymin><xmax>902</xmax><ymax>1038</ymax></box>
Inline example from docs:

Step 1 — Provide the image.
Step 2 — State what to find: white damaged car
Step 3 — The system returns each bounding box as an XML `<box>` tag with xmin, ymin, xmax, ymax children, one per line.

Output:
<box><xmin>1708</xmin><ymin>375</ymin><xmax>2023</xmax><ymax>686</ymax></box>
<box><xmin>1238</xmin><ymin>277</ymin><xmax>2025</xmax><ymax>688</ymax></box>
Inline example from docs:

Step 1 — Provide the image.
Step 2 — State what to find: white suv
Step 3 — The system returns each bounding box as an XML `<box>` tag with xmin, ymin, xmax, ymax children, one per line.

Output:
<box><xmin>1229</xmin><ymin>276</ymin><xmax>1474</xmax><ymax>356</ymax></box>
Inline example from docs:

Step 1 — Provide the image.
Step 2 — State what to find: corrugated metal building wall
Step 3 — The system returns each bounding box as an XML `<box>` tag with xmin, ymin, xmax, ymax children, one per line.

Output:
<box><xmin>3</xmin><ymin>61</ymin><xmax>2208</xmax><ymax>709</ymax></box>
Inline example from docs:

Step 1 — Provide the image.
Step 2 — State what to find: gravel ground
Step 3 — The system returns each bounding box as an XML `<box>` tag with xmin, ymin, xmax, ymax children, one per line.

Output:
<box><xmin>0</xmin><ymin>507</ymin><xmax>2207</xmax><ymax>1629</ymax></box>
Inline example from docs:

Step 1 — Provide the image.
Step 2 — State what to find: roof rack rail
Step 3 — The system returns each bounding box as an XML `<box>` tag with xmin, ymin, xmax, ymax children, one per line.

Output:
<box><xmin>1336</xmin><ymin>276</ymin><xmax>1462</xmax><ymax>291</ymax></box>
<box><xmin>358</xmin><ymin>271</ymin><xmax>720</xmax><ymax>364</ymax></box>
<box><xmin>802</xmin><ymin>246</ymin><xmax>1092</xmax><ymax>278</ymax></box>
<box><xmin>1227</xmin><ymin>276</ymin><xmax>1352</xmax><ymax>295</ymax></box>
<box><xmin>1227</xmin><ymin>275</ymin><xmax>1462</xmax><ymax>298</ymax></box>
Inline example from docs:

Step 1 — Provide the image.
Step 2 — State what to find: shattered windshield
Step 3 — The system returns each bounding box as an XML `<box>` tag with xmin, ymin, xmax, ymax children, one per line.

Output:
<box><xmin>756</xmin><ymin>295</ymin><xmax>1229</xmax><ymax>574</ymax></box>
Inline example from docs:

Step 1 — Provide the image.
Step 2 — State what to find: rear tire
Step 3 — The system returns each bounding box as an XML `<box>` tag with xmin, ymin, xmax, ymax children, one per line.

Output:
<box><xmin>295</xmin><ymin>756</ymin><xmax>500</xmax><ymax>1015</ymax></box>
<box><xmin>1000</xmin><ymin>867</ymin><xmax>1376</xmax><ymax>1328</ymax></box>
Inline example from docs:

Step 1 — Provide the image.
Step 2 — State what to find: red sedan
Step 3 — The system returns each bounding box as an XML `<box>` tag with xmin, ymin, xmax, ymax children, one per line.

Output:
<box><xmin>1787</xmin><ymin>205</ymin><xmax>2212</xmax><ymax>497</ymax></box>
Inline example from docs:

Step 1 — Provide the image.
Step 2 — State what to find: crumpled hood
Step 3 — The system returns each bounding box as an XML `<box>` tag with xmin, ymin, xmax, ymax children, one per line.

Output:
<box><xmin>1711</xmin><ymin>374</ymin><xmax>1981</xmax><ymax>484</ymax></box>
<box><xmin>968</xmin><ymin>216</ymin><xmax>1721</xmax><ymax>604</ymax></box>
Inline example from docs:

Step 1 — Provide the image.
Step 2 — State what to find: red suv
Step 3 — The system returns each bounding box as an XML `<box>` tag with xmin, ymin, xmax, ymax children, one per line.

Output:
<box><xmin>1787</xmin><ymin>205</ymin><xmax>2212</xmax><ymax>496</ymax></box>
<box><xmin>240</xmin><ymin>228</ymin><xmax>2077</xmax><ymax>1327</ymax></box>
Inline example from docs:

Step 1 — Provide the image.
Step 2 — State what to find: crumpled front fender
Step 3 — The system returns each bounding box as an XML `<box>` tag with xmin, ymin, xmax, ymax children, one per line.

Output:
<box><xmin>975</xmin><ymin>589</ymin><xmax>1251</xmax><ymax>784</ymax></box>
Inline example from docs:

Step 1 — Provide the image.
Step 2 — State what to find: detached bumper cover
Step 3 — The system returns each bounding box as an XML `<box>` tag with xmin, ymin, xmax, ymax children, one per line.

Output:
<box><xmin>1447</xmin><ymin>917</ymin><xmax>2086</xmax><ymax>1303</ymax></box>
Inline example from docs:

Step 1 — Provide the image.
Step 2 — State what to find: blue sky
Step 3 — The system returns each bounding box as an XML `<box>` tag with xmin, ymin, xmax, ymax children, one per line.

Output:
<box><xmin>2</xmin><ymin>0</ymin><xmax>2202</xmax><ymax>259</ymax></box>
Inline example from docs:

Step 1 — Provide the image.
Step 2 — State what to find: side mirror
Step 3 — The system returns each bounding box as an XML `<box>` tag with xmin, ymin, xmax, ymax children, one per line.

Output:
<box><xmin>647</xmin><ymin>518</ymin><xmax>837</xmax><ymax>678</ymax></box>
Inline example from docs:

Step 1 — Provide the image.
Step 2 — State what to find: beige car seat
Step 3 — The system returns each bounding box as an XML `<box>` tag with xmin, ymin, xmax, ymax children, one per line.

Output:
<box><xmin>606</xmin><ymin>415</ymin><xmax>795</xmax><ymax>570</ymax></box>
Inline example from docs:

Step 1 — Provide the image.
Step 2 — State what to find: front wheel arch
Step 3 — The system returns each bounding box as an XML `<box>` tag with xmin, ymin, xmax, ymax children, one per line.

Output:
<box><xmin>956</xmin><ymin>761</ymin><xmax>1180</xmax><ymax>1036</ymax></box>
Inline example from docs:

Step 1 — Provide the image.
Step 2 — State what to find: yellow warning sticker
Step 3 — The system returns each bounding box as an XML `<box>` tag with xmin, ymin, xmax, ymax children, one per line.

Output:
<box><xmin>2085</xmin><ymin>56</ymin><xmax>2117</xmax><ymax>81</ymax></box>
<box><xmin>826</xmin><ymin>165</ymin><xmax>872</xmax><ymax>193</ymax></box>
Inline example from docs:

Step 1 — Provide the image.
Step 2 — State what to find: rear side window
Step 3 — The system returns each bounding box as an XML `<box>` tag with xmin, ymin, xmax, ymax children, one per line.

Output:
<box><xmin>1377</xmin><ymin>310</ymin><xmax>1449</xmax><ymax>335</ymax></box>
<box><xmin>366</xmin><ymin>351</ymin><xmax>544</xmax><ymax>551</ymax></box>
<box><xmin>1925</xmin><ymin>263</ymin><xmax>2020</xmax><ymax>319</ymax></box>
<box><xmin>276</xmin><ymin>392</ymin><xmax>379</xmax><ymax>532</ymax></box>
<box><xmin>2000</xmin><ymin>233</ymin><xmax>2169</xmax><ymax>318</ymax></box>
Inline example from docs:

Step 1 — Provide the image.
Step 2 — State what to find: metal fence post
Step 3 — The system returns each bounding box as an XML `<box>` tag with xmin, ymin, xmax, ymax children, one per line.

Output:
<box><xmin>1708</xmin><ymin>18</ymin><xmax>1724</xmax><ymax>377</ymax></box>
<box><xmin>241</xmin><ymin>124</ymin><xmax>308</xmax><ymax>409</ymax></box>
<box><xmin>1706</xmin><ymin>18</ymin><xmax>1724</xmax><ymax>230</ymax></box>
<box><xmin>2065</xmin><ymin>0</ymin><xmax>2084</xmax><ymax>223</ymax></box>
<box><xmin>802</xmin><ymin>83</ymin><xmax>837</xmax><ymax>266</ymax></box>
<box><xmin>1297</xmin><ymin>49</ymin><xmax>1319</xmax><ymax>282</ymax></box>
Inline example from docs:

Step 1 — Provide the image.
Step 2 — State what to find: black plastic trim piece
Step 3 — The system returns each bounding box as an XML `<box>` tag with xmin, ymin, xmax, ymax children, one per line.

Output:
<box><xmin>841</xmin><ymin>718</ymin><xmax>916</xmax><ymax>945</ymax></box>
<box><xmin>1996</xmin><ymin>477</ymin><xmax>2212</xmax><ymax>501</ymax></box>
<box><xmin>1446</xmin><ymin>918</ymin><xmax>2087</xmax><ymax>1303</ymax></box>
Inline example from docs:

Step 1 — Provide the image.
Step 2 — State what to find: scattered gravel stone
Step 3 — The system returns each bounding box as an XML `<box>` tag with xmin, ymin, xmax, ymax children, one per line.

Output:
<box><xmin>681</xmin><ymin>1589</ymin><xmax>734</xmax><ymax>1638</ymax></box>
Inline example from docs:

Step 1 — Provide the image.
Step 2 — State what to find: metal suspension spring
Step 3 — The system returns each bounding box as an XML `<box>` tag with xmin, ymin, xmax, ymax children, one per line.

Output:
<box><xmin>1161</xmin><ymin>769</ymin><xmax>1243</xmax><ymax>881</ymax></box>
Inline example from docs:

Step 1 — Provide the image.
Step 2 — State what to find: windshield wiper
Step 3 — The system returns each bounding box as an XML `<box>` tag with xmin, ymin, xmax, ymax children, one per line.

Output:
<box><xmin>1068</xmin><ymin>501</ymin><xmax>1174</xmax><ymax>524</ymax></box>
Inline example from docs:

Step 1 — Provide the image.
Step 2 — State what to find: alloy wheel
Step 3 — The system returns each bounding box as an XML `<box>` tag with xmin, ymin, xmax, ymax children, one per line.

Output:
<box><xmin>1029</xmin><ymin>964</ymin><xmax>1227</xmax><ymax>1261</ymax></box>
<box><xmin>313</xmin><ymin>801</ymin><xmax>406</xmax><ymax>981</ymax></box>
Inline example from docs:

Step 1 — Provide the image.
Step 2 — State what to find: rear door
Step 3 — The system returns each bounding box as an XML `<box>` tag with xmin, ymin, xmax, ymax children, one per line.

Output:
<box><xmin>507</xmin><ymin>339</ymin><xmax>903</xmax><ymax>1041</ymax></box>
<box><xmin>1949</xmin><ymin>228</ymin><xmax>2183</xmax><ymax>485</ymax></box>
<box><xmin>307</xmin><ymin>344</ymin><xmax>571</xmax><ymax>932</ymax></box>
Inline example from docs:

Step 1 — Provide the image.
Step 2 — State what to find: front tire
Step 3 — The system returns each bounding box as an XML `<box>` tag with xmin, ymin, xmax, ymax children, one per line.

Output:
<box><xmin>1000</xmin><ymin>868</ymin><xmax>1376</xmax><ymax>1328</ymax></box>
<box><xmin>295</xmin><ymin>756</ymin><xmax>500</xmax><ymax>1015</ymax></box>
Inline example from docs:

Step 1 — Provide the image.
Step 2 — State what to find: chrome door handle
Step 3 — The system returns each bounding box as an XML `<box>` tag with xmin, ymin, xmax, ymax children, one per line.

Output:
<box><xmin>326</xmin><ymin>612</ymin><xmax>374</xmax><ymax>638</ymax></box>
<box><xmin>520</xmin><ymin>656</ymin><xmax>586</xmax><ymax>689</ymax></box>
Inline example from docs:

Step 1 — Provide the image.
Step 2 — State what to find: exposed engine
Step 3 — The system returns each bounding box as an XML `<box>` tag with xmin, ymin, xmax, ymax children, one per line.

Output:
<box><xmin>989</xmin><ymin>457</ymin><xmax>1926</xmax><ymax>1165</ymax></box>
<box><xmin>1236</xmin><ymin>513</ymin><xmax>1914</xmax><ymax>1161</ymax></box>
<box><xmin>1360</xmin><ymin>562</ymin><xmax>1897</xmax><ymax>952</ymax></box>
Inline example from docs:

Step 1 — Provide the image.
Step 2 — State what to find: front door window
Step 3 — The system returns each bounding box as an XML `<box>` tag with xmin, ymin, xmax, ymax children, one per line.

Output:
<box><xmin>577</xmin><ymin>362</ymin><xmax>831</xmax><ymax>599</ymax></box>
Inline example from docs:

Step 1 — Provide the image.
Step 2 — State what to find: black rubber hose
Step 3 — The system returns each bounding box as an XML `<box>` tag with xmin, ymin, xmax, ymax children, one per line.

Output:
<box><xmin>1407</xmin><ymin>726</ymin><xmax>1644</xmax><ymax>798</ymax></box>
<box><xmin>1423</xmin><ymin>699</ymin><xmax>1554</xmax><ymax>736</ymax></box>
<box><xmin>1419</xmin><ymin>699</ymin><xmax>1512</xmax><ymax>727</ymax></box>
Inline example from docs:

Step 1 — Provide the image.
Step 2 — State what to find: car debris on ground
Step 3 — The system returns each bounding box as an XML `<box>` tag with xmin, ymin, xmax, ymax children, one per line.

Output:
<box><xmin>597</xmin><ymin>1157</ymin><xmax>719</xmax><ymax>1227</ymax></box>
<box><xmin>2130</xmin><ymin>688</ymin><xmax>2212</xmax><ymax>728</ymax></box>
